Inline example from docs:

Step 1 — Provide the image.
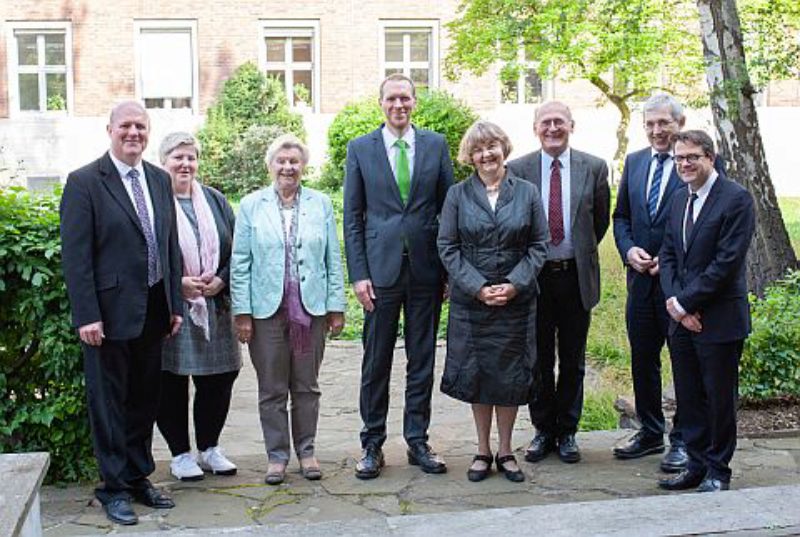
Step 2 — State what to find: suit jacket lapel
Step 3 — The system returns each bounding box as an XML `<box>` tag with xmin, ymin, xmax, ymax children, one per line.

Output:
<box><xmin>569</xmin><ymin>151</ymin><xmax>588</xmax><ymax>228</ymax></box>
<box><xmin>529</xmin><ymin>151</ymin><xmax>543</xmax><ymax>190</ymax></box>
<box><xmin>142</xmin><ymin>161</ymin><xmax>166</xmax><ymax>245</ymax></box>
<box><xmin>408</xmin><ymin>127</ymin><xmax>424</xmax><ymax>203</ymax></box>
<box><xmin>261</xmin><ymin>188</ymin><xmax>285</xmax><ymax>244</ymax></box>
<box><xmin>630</xmin><ymin>152</ymin><xmax>651</xmax><ymax>221</ymax></box>
<box><xmin>371</xmin><ymin>127</ymin><xmax>404</xmax><ymax>207</ymax></box>
<box><xmin>685</xmin><ymin>178</ymin><xmax>723</xmax><ymax>253</ymax></box>
<box><xmin>99</xmin><ymin>153</ymin><xmax>144</xmax><ymax>234</ymax></box>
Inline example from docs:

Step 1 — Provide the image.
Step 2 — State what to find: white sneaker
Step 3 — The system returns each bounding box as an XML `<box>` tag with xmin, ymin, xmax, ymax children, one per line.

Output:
<box><xmin>198</xmin><ymin>446</ymin><xmax>237</xmax><ymax>476</ymax></box>
<box><xmin>170</xmin><ymin>452</ymin><xmax>204</xmax><ymax>481</ymax></box>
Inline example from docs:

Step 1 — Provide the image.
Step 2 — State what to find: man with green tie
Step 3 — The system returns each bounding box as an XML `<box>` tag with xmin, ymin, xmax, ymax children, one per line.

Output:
<box><xmin>343</xmin><ymin>74</ymin><xmax>455</xmax><ymax>479</ymax></box>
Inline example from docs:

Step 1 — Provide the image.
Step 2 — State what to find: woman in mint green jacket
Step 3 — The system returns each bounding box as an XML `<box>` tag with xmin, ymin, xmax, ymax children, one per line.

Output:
<box><xmin>230</xmin><ymin>133</ymin><xmax>345</xmax><ymax>485</ymax></box>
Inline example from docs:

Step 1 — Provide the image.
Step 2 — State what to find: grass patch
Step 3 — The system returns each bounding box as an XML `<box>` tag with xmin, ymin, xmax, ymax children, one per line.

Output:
<box><xmin>579</xmin><ymin>389</ymin><xmax>619</xmax><ymax>431</ymax></box>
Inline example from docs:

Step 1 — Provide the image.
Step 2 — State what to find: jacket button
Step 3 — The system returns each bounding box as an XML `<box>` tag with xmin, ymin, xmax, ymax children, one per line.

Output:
<box><xmin>298</xmin><ymin>260</ymin><xmax>304</xmax><ymax>265</ymax></box>
<box><xmin>301</xmin><ymin>276</ymin><xmax>306</xmax><ymax>282</ymax></box>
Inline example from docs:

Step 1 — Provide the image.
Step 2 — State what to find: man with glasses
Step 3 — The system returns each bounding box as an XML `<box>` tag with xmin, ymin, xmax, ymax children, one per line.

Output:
<box><xmin>508</xmin><ymin>101</ymin><xmax>610</xmax><ymax>464</ymax></box>
<box><xmin>657</xmin><ymin>129</ymin><xmax>754</xmax><ymax>493</ymax></box>
<box><xmin>612</xmin><ymin>93</ymin><xmax>690</xmax><ymax>472</ymax></box>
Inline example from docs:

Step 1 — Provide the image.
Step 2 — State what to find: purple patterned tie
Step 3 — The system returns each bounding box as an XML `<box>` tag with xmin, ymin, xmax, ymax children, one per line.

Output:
<box><xmin>127</xmin><ymin>168</ymin><xmax>160</xmax><ymax>286</ymax></box>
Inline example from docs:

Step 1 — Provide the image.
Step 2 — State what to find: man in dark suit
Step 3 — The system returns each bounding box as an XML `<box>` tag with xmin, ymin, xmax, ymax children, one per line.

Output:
<box><xmin>344</xmin><ymin>74</ymin><xmax>454</xmax><ymax>479</ymax></box>
<box><xmin>507</xmin><ymin>101</ymin><xmax>610</xmax><ymax>464</ymax></box>
<box><xmin>612</xmin><ymin>94</ymin><xmax>689</xmax><ymax>472</ymax></box>
<box><xmin>60</xmin><ymin>101</ymin><xmax>183</xmax><ymax>524</ymax></box>
<box><xmin>658</xmin><ymin>130</ymin><xmax>754</xmax><ymax>493</ymax></box>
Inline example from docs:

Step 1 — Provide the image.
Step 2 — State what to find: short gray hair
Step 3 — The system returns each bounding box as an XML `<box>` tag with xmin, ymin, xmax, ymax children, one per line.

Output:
<box><xmin>159</xmin><ymin>132</ymin><xmax>200</xmax><ymax>164</ymax></box>
<box><xmin>457</xmin><ymin>120</ymin><xmax>513</xmax><ymax>165</ymax></box>
<box><xmin>265</xmin><ymin>133</ymin><xmax>310</xmax><ymax>167</ymax></box>
<box><xmin>643</xmin><ymin>93</ymin><xmax>684</xmax><ymax>121</ymax></box>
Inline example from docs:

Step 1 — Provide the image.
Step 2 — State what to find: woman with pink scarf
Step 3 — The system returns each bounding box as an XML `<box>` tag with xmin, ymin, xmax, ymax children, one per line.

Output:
<box><xmin>231</xmin><ymin>134</ymin><xmax>346</xmax><ymax>485</ymax></box>
<box><xmin>156</xmin><ymin>132</ymin><xmax>241</xmax><ymax>482</ymax></box>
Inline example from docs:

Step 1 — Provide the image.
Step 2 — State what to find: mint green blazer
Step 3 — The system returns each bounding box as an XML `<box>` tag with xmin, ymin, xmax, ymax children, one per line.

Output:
<box><xmin>230</xmin><ymin>186</ymin><xmax>346</xmax><ymax>318</ymax></box>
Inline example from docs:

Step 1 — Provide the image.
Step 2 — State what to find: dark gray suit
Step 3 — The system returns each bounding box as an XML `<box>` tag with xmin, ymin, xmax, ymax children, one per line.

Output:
<box><xmin>60</xmin><ymin>152</ymin><xmax>182</xmax><ymax>503</ymax></box>
<box><xmin>507</xmin><ymin>149</ymin><xmax>610</xmax><ymax>436</ymax></box>
<box><xmin>344</xmin><ymin>125</ymin><xmax>454</xmax><ymax>448</ymax></box>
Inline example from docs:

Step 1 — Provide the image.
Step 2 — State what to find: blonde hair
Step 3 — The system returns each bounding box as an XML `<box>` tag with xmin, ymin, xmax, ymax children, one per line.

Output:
<box><xmin>264</xmin><ymin>133</ymin><xmax>310</xmax><ymax>168</ymax></box>
<box><xmin>457</xmin><ymin>120</ymin><xmax>513</xmax><ymax>165</ymax></box>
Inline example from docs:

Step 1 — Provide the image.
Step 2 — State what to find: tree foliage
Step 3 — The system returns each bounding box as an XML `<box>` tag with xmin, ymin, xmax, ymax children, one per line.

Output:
<box><xmin>197</xmin><ymin>63</ymin><xmax>305</xmax><ymax>198</ymax></box>
<box><xmin>318</xmin><ymin>90</ymin><xmax>478</xmax><ymax>190</ymax></box>
<box><xmin>0</xmin><ymin>187</ymin><xmax>96</xmax><ymax>483</ymax></box>
<box><xmin>445</xmin><ymin>0</ymin><xmax>705</xmax><ymax>163</ymax></box>
<box><xmin>739</xmin><ymin>0</ymin><xmax>800</xmax><ymax>89</ymax></box>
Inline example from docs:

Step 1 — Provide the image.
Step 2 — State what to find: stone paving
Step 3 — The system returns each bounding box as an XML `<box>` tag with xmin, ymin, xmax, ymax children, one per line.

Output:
<box><xmin>40</xmin><ymin>341</ymin><xmax>800</xmax><ymax>535</ymax></box>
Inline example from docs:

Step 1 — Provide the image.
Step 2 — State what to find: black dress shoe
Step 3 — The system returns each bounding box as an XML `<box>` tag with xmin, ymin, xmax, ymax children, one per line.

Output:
<box><xmin>495</xmin><ymin>454</ymin><xmax>525</xmax><ymax>483</ymax></box>
<box><xmin>355</xmin><ymin>445</ymin><xmax>384</xmax><ymax>480</ymax></box>
<box><xmin>132</xmin><ymin>486</ymin><xmax>175</xmax><ymax>509</ymax></box>
<box><xmin>613</xmin><ymin>431</ymin><xmax>665</xmax><ymax>460</ymax></box>
<box><xmin>658</xmin><ymin>469</ymin><xmax>705</xmax><ymax>491</ymax></box>
<box><xmin>558</xmin><ymin>434</ymin><xmax>581</xmax><ymax>463</ymax></box>
<box><xmin>696</xmin><ymin>477</ymin><xmax>730</xmax><ymax>493</ymax></box>
<box><xmin>407</xmin><ymin>443</ymin><xmax>447</xmax><ymax>474</ymax></box>
<box><xmin>467</xmin><ymin>454</ymin><xmax>492</xmax><ymax>482</ymax></box>
<box><xmin>524</xmin><ymin>433</ymin><xmax>555</xmax><ymax>463</ymax></box>
<box><xmin>660</xmin><ymin>444</ymin><xmax>689</xmax><ymax>473</ymax></box>
<box><xmin>103</xmin><ymin>498</ymin><xmax>138</xmax><ymax>525</ymax></box>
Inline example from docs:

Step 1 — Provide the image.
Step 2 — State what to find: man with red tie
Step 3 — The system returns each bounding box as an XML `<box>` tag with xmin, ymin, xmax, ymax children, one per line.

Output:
<box><xmin>507</xmin><ymin>101</ymin><xmax>610</xmax><ymax>464</ymax></box>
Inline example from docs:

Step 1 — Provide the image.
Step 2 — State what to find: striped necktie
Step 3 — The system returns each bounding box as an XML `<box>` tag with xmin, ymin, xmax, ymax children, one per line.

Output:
<box><xmin>128</xmin><ymin>168</ymin><xmax>161</xmax><ymax>286</ymax></box>
<box><xmin>647</xmin><ymin>153</ymin><xmax>669</xmax><ymax>219</ymax></box>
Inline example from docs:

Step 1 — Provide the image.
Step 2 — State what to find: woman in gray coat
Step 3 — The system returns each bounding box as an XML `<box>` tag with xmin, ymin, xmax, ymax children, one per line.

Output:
<box><xmin>437</xmin><ymin>121</ymin><xmax>548</xmax><ymax>482</ymax></box>
<box><xmin>156</xmin><ymin>132</ymin><xmax>241</xmax><ymax>482</ymax></box>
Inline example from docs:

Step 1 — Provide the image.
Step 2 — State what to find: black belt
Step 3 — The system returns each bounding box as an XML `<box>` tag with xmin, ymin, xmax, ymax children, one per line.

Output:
<box><xmin>543</xmin><ymin>258</ymin><xmax>576</xmax><ymax>273</ymax></box>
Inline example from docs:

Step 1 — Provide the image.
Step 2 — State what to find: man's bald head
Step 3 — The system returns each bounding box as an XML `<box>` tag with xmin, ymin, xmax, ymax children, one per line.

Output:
<box><xmin>107</xmin><ymin>101</ymin><xmax>150</xmax><ymax>166</ymax></box>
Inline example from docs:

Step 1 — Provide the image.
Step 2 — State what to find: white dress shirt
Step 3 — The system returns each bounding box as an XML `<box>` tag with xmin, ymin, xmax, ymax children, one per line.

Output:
<box><xmin>108</xmin><ymin>151</ymin><xmax>157</xmax><ymax>237</ymax></box>
<box><xmin>540</xmin><ymin>148</ymin><xmax>574</xmax><ymax>260</ymax></box>
<box><xmin>382</xmin><ymin>125</ymin><xmax>416</xmax><ymax>184</ymax></box>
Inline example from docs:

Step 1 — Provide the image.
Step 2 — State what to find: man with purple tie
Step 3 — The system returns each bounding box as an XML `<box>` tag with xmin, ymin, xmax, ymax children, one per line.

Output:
<box><xmin>60</xmin><ymin>101</ymin><xmax>183</xmax><ymax>525</ymax></box>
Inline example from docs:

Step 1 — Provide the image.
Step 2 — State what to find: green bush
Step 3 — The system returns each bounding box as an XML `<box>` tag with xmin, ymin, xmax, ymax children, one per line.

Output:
<box><xmin>740</xmin><ymin>269</ymin><xmax>800</xmax><ymax>400</ymax></box>
<box><xmin>197</xmin><ymin>63</ymin><xmax>305</xmax><ymax>198</ymax></box>
<box><xmin>0</xmin><ymin>187</ymin><xmax>96</xmax><ymax>483</ymax></box>
<box><xmin>317</xmin><ymin>89</ymin><xmax>478</xmax><ymax>190</ymax></box>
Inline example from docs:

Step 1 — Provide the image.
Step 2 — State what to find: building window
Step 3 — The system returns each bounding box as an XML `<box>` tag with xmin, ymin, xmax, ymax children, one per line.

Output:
<box><xmin>379</xmin><ymin>21</ymin><xmax>439</xmax><ymax>90</ymax></box>
<box><xmin>500</xmin><ymin>50</ymin><xmax>545</xmax><ymax>105</ymax></box>
<box><xmin>260</xmin><ymin>21</ymin><xmax>320</xmax><ymax>111</ymax></box>
<box><xmin>7</xmin><ymin>23</ymin><xmax>72</xmax><ymax>113</ymax></box>
<box><xmin>135</xmin><ymin>21</ymin><xmax>198</xmax><ymax>111</ymax></box>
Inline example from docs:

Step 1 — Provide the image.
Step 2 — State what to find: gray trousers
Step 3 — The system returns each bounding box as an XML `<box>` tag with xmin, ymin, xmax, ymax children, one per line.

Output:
<box><xmin>249</xmin><ymin>315</ymin><xmax>326</xmax><ymax>463</ymax></box>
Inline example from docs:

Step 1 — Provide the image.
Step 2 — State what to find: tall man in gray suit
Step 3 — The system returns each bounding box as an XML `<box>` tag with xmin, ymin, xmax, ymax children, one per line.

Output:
<box><xmin>344</xmin><ymin>74</ymin><xmax>455</xmax><ymax>479</ymax></box>
<box><xmin>507</xmin><ymin>101</ymin><xmax>610</xmax><ymax>464</ymax></box>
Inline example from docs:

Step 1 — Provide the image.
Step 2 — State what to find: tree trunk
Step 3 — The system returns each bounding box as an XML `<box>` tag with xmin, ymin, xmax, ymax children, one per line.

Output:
<box><xmin>589</xmin><ymin>76</ymin><xmax>630</xmax><ymax>183</ymax></box>
<box><xmin>696</xmin><ymin>0</ymin><xmax>797</xmax><ymax>296</ymax></box>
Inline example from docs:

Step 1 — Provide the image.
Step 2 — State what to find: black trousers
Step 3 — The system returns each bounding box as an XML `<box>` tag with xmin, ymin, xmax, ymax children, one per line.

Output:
<box><xmin>156</xmin><ymin>369</ymin><xmax>239</xmax><ymax>456</ymax></box>
<box><xmin>668</xmin><ymin>328</ymin><xmax>742</xmax><ymax>482</ymax></box>
<box><xmin>529</xmin><ymin>263</ymin><xmax>591</xmax><ymax>437</ymax></box>
<box><xmin>626</xmin><ymin>282</ymin><xmax>683</xmax><ymax>445</ymax></box>
<box><xmin>83</xmin><ymin>282</ymin><xmax>169</xmax><ymax>504</ymax></box>
<box><xmin>359</xmin><ymin>258</ymin><xmax>442</xmax><ymax>449</ymax></box>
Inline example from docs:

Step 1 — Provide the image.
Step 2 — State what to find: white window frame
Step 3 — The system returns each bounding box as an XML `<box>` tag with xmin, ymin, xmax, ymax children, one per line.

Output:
<box><xmin>497</xmin><ymin>49</ymin><xmax>552</xmax><ymax>105</ymax></box>
<box><xmin>258</xmin><ymin>20</ymin><xmax>321</xmax><ymax>113</ymax></box>
<box><xmin>6</xmin><ymin>21</ymin><xmax>74</xmax><ymax>116</ymax></box>
<box><xmin>378</xmin><ymin>20</ymin><xmax>439</xmax><ymax>89</ymax></box>
<box><xmin>133</xmin><ymin>20</ymin><xmax>199</xmax><ymax>112</ymax></box>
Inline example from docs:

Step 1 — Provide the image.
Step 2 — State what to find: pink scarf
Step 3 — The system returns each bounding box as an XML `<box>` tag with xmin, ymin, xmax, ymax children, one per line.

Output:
<box><xmin>175</xmin><ymin>181</ymin><xmax>220</xmax><ymax>340</ymax></box>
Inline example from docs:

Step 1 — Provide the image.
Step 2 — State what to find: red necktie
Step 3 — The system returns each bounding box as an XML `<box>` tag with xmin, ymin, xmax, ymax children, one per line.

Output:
<box><xmin>549</xmin><ymin>159</ymin><xmax>565</xmax><ymax>246</ymax></box>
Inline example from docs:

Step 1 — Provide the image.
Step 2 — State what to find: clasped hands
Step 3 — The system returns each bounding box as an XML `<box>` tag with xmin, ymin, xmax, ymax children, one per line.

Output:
<box><xmin>182</xmin><ymin>274</ymin><xmax>225</xmax><ymax>299</ymax></box>
<box><xmin>477</xmin><ymin>283</ymin><xmax>517</xmax><ymax>306</ymax></box>
<box><xmin>666</xmin><ymin>297</ymin><xmax>702</xmax><ymax>333</ymax></box>
<box><xmin>627</xmin><ymin>246</ymin><xmax>660</xmax><ymax>276</ymax></box>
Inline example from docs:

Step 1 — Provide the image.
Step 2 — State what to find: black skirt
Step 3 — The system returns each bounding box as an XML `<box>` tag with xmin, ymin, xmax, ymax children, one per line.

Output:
<box><xmin>440</xmin><ymin>294</ymin><xmax>538</xmax><ymax>406</ymax></box>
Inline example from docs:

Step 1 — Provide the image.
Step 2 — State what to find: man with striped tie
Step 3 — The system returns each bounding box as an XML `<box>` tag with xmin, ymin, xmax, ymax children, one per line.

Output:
<box><xmin>612</xmin><ymin>94</ymin><xmax>691</xmax><ymax>471</ymax></box>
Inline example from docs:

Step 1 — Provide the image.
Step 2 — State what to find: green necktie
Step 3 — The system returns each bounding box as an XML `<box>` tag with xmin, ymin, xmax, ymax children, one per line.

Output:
<box><xmin>394</xmin><ymin>139</ymin><xmax>411</xmax><ymax>204</ymax></box>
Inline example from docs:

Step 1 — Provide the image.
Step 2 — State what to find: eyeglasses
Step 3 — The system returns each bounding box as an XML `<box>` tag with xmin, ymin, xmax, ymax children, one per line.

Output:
<box><xmin>644</xmin><ymin>119</ymin><xmax>675</xmax><ymax>131</ymax></box>
<box><xmin>674</xmin><ymin>153</ymin><xmax>706</xmax><ymax>164</ymax></box>
<box><xmin>537</xmin><ymin>118</ymin><xmax>568</xmax><ymax>129</ymax></box>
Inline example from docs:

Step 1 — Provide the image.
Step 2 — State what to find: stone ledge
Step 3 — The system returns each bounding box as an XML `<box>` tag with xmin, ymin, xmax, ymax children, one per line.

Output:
<box><xmin>1</xmin><ymin>452</ymin><xmax>50</xmax><ymax>537</ymax></box>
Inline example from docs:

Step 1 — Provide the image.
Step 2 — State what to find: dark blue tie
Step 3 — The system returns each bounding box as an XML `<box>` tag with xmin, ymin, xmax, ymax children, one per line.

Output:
<box><xmin>684</xmin><ymin>192</ymin><xmax>698</xmax><ymax>250</ymax></box>
<box><xmin>647</xmin><ymin>153</ymin><xmax>670</xmax><ymax>219</ymax></box>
